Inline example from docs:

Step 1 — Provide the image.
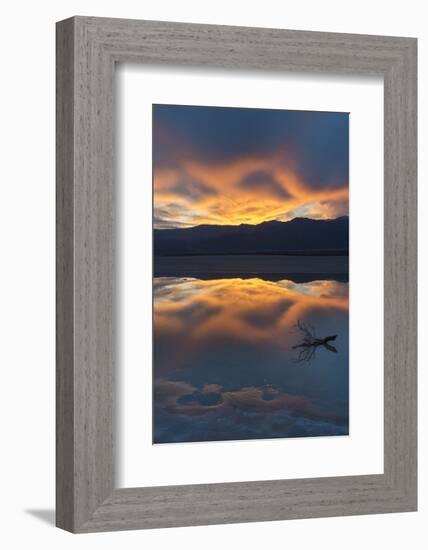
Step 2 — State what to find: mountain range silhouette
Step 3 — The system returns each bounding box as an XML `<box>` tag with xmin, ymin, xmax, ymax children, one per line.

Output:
<box><xmin>154</xmin><ymin>216</ymin><xmax>349</xmax><ymax>256</ymax></box>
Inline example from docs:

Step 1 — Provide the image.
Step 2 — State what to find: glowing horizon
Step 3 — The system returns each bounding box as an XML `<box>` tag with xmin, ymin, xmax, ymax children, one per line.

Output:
<box><xmin>153</xmin><ymin>104</ymin><xmax>349</xmax><ymax>229</ymax></box>
<box><xmin>154</xmin><ymin>213</ymin><xmax>349</xmax><ymax>230</ymax></box>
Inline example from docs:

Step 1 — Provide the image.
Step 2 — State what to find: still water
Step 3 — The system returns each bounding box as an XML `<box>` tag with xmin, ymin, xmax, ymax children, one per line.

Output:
<box><xmin>153</xmin><ymin>274</ymin><xmax>349</xmax><ymax>444</ymax></box>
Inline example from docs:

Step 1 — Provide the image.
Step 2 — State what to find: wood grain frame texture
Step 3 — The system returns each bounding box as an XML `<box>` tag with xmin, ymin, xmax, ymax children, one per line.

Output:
<box><xmin>56</xmin><ymin>16</ymin><xmax>417</xmax><ymax>533</ymax></box>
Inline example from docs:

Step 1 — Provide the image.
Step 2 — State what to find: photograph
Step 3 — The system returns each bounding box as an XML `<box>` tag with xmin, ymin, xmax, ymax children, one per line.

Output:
<box><xmin>152</xmin><ymin>104</ymin><xmax>349</xmax><ymax>444</ymax></box>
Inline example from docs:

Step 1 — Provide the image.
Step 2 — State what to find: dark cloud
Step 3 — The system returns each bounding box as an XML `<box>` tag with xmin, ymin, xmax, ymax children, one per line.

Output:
<box><xmin>291</xmin><ymin>113</ymin><xmax>349</xmax><ymax>189</ymax></box>
<box><xmin>153</xmin><ymin>104</ymin><xmax>349</xmax><ymax>190</ymax></box>
<box><xmin>237</xmin><ymin>170</ymin><xmax>292</xmax><ymax>199</ymax></box>
<box><xmin>169</xmin><ymin>177</ymin><xmax>218</xmax><ymax>202</ymax></box>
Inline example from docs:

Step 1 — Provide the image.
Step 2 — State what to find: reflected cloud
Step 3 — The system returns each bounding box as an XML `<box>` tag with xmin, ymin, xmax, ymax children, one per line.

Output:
<box><xmin>155</xmin><ymin>379</ymin><xmax>345</xmax><ymax>423</ymax></box>
<box><xmin>153</xmin><ymin>276</ymin><xmax>349</xmax><ymax>443</ymax></box>
<box><xmin>154</xmin><ymin>277</ymin><xmax>348</xmax><ymax>354</ymax></box>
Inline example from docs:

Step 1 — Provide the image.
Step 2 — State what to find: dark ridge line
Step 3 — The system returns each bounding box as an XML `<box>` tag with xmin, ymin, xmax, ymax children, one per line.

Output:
<box><xmin>154</xmin><ymin>215</ymin><xmax>349</xmax><ymax>232</ymax></box>
<box><xmin>154</xmin><ymin>251</ymin><xmax>349</xmax><ymax>257</ymax></box>
<box><xmin>153</xmin><ymin>272</ymin><xmax>349</xmax><ymax>284</ymax></box>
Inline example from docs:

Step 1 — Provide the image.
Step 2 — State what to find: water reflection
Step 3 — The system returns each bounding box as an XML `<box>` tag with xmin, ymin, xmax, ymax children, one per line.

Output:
<box><xmin>153</xmin><ymin>276</ymin><xmax>349</xmax><ymax>443</ymax></box>
<box><xmin>292</xmin><ymin>319</ymin><xmax>338</xmax><ymax>362</ymax></box>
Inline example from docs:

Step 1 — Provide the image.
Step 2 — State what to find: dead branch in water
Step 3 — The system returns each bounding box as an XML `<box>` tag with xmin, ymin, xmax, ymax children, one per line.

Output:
<box><xmin>292</xmin><ymin>319</ymin><xmax>338</xmax><ymax>362</ymax></box>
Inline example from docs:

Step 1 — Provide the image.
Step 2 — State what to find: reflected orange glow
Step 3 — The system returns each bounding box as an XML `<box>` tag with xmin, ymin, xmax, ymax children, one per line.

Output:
<box><xmin>154</xmin><ymin>277</ymin><xmax>348</xmax><ymax>356</ymax></box>
<box><xmin>153</xmin><ymin>275</ymin><xmax>349</xmax><ymax>440</ymax></box>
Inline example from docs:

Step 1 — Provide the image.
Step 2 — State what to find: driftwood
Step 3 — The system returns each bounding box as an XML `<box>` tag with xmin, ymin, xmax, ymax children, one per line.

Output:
<box><xmin>292</xmin><ymin>320</ymin><xmax>337</xmax><ymax>362</ymax></box>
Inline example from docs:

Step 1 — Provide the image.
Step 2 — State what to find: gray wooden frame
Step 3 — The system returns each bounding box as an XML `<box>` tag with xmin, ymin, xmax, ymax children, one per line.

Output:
<box><xmin>56</xmin><ymin>16</ymin><xmax>417</xmax><ymax>533</ymax></box>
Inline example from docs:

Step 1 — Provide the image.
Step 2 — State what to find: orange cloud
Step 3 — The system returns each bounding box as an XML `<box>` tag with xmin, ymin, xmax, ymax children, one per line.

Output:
<box><xmin>154</xmin><ymin>152</ymin><xmax>348</xmax><ymax>228</ymax></box>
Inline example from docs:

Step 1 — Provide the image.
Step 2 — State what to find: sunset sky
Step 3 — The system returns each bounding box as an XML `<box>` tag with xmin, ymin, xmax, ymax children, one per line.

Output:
<box><xmin>153</xmin><ymin>105</ymin><xmax>349</xmax><ymax>229</ymax></box>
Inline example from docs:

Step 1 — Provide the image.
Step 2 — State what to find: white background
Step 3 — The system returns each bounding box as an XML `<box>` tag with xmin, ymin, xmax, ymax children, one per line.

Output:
<box><xmin>118</xmin><ymin>67</ymin><xmax>384</xmax><ymax>487</ymax></box>
<box><xmin>0</xmin><ymin>1</ymin><xmax>425</xmax><ymax>549</ymax></box>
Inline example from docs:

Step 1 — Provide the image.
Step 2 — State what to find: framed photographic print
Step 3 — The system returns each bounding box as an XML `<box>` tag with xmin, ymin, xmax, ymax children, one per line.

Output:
<box><xmin>150</xmin><ymin>104</ymin><xmax>351</xmax><ymax>445</ymax></box>
<box><xmin>56</xmin><ymin>17</ymin><xmax>417</xmax><ymax>532</ymax></box>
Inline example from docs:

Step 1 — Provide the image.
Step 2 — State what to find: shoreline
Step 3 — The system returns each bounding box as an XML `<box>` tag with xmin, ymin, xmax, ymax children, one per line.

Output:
<box><xmin>154</xmin><ymin>254</ymin><xmax>349</xmax><ymax>283</ymax></box>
